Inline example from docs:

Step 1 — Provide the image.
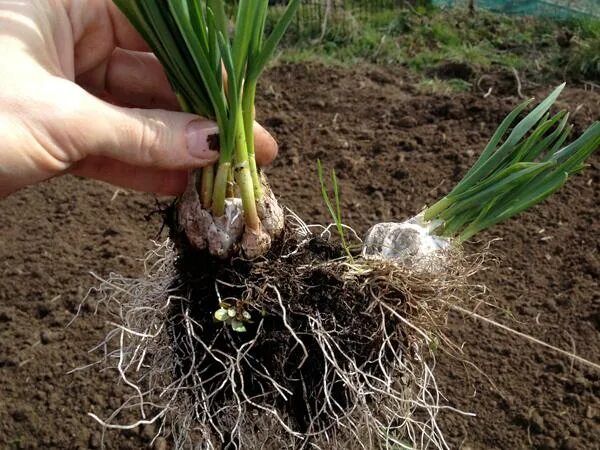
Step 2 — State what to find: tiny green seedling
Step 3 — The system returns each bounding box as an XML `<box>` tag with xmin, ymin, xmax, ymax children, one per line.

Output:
<box><xmin>214</xmin><ymin>301</ymin><xmax>252</xmax><ymax>333</ymax></box>
<box><xmin>317</xmin><ymin>160</ymin><xmax>353</xmax><ymax>260</ymax></box>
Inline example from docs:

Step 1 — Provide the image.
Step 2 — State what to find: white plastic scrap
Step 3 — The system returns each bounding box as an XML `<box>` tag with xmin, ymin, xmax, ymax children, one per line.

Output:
<box><xmin>362</xmin><ymin>213</ymin><xmax>451</xmax><ymax>269</ymax></box>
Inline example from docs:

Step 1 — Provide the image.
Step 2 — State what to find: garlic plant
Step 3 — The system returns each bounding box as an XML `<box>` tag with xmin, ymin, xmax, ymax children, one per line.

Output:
<box><xmin>114</xmin><ymin>0</ymin><xmax>300</xmax><ymax>258</ymax></box>
<box><xmin>364</xmin><ymin>84</ymin><xmax>600</xmax><ymax>265</ymax></box>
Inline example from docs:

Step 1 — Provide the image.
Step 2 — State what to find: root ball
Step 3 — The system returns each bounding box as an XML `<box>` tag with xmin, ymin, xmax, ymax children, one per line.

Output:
<box><xmin>87</xmin><ymin>218</ymin><xmax>475</xmax><ymax>449</ymax></box>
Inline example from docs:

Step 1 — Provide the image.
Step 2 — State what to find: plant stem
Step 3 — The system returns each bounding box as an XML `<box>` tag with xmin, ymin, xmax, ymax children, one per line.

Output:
<box><xmin>212</xmin><ymin>162</ymin><xmax>230</xmax><ymax>217</ymax></box>
<box><xmin>242</xmin><ymin>82</ymin><xmax>263</xmax><ymax>200</ymax></box>
<box><xmin>234</xmin><ymin>107</ymin><xmax>260</xmax><ymax>230</ymax></box>
<box><xmin>226</xmin><ymin>166</ymin><xmax>235</xmax><ymax>198</ymax></box>
<box><xmin>423</xmin><ymin>196</ymin><xmax>452</xmax><ymax>222</ymax></box>
<box><xmin>200</xmin><ymin>166</ymin><xmax>214</xmax><ymax>209</ymax></box>
<box><xmin>457</xmin><ymin>224</ymin><xmax>482</xmax><ymax>243</ymax></box>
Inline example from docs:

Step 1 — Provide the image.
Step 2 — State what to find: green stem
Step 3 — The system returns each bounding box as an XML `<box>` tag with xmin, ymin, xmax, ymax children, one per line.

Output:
<box><xmin>457</xmin><ymin>224</ymin><xmax>482</xmax><ymax>243</ymax></box>
<box><xmin>212</xmin><ymin>162</ymin><xmax>230</xmax><ymax>217</ymax></box>
<box><xmin>211</xmin><ymin>104</ymin><xmax>236</xmax><ymax>216</ymax></box>
<box><xmin>440</xmin><ymin>211</ymin><xmax>472</xmax><ymax>237</ymax></box>
<box><xmin>200</xmin><ymin>166</ymin><xmax>214</xmax><ymax>209</ymax></box>
<box><xmin>242</xmin><ymin>82</ymin><xmax>263</xmax><ymax>200</ymax></box>
<box><xmin>226</xmin><ymin>166</ymin><xmax>235</xmax><ymax>198</ymax></box>
<box><xmin>234</xmin><ymin>106</ymin><xmax>260</xmax><ymax>230</ymax></box>
<box><xmin>423</xmin><ymin>196</ymin><xmax>453</xmax><ymax>222</ymax></box>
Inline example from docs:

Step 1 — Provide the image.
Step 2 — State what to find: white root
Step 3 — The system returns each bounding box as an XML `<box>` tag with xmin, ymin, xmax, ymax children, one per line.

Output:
<box><xmin>78</xmin><ymin>212</ymin><xmax>600</xmax><ymax>449</ymax></box>
<box><xmin>79</xmin><ymin>221</ymin><xmax>464</xmax><ymax>450</ymax></box>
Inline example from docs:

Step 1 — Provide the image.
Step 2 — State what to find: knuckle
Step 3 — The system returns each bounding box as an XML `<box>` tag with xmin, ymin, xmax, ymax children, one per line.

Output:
<box><xmin>132</xmin><ymin>111</ymin><xmax>171</xmax><ymax>165</ymax></box>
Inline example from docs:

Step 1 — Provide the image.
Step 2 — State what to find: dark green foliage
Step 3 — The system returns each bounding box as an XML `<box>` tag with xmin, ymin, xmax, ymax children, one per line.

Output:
<box><xmin>423</xmin><ymin>85</ymin><xmax>600</xmax><ymax>241</ymax></box>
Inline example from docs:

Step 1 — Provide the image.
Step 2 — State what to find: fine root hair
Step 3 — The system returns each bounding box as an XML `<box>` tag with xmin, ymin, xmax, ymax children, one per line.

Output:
<box><xmin>82</xmin><ymin>217</ymin><xmax>478</xmax><ymax>449</ymax></box>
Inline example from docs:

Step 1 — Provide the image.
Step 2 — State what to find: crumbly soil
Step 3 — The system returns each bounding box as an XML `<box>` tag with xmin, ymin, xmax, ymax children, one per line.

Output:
<box><xmin>165</xmin><ymin>225</ymin><xmax>424</xmax><ymax>447</ymax></box>
<box><xmin>0</xmin><ymin>63</ymin><xmax>598</xmax><ymax>449</ymax></box>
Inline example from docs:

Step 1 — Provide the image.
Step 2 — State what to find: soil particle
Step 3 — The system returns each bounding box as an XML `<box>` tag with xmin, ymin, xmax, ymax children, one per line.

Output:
<box><xmin>539</xmin><ymin>436</ymin><xmax>558</xmax><ymax>449</ymax></box>
<box><xmin>153</xmin><ymin>437</ymin><xmax>168</xmax><ymax>450</ymax></box>
<box><xmin>0</xmin><ymin>309</ymin><xmax>14</xmax><ymax>322</ymax></box>
<box><xmin>88</xmin><ymin>434</ymin><xmax>101</xmax><ymax>449</ymax></box>
<box><xmin>429</xmin><ymin>60</ymin><xmax>476</xmax><ymax>80</ymax></box>
<box><xmin>40</xmin><ymin>330</ymin><xmax>63</xmax><ymax>344</ymax></box>
<box><xmin>141</xmin><ymin>423</ymin><xmax>157</xmax><ymax>441</ymax></box>
<box><xmin>396</xmin><ymin>115</ymin><xmax>418</xmax><ymax>128</ymax></box>
<box><xmin>33</xmin><ymin>299</ymin><xmax>53</xmax><ymax>316</ymax></box>
<box><xmin>530</xmin><ymin>410</ymin><xmax>545</xmax><ymax>433</ymax></box>
<box><xmin>11</xmin><ymin>407</ymin><xmax>30</xmax><ymax>422</ymax></box>
<box><xmin>561</xmin><ymin>437</ymin><xmax>581</xmax><ymax>450</ymax></box>
<box><xmin>207</xmin><ymin>133</ymin><xmax>220</xmax><ymax>152</ymax></box>
<box><xmin>0</xmin><ymin>357</ymin><xmax>18</xmax><ymax>368</ymax></box>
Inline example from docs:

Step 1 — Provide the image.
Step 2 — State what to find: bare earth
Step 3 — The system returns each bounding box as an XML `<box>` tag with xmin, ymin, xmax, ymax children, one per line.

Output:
<box><xmin>0</xmin><ymin>63</ymin><xmax>598</xmax><ymax>449</ymax></box>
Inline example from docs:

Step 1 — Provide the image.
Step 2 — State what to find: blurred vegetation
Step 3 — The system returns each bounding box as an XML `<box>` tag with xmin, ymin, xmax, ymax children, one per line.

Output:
<box><xmin>266</xmin><ymin>3</ymin><xmax>600</xmax><ymax>90</ymax></box>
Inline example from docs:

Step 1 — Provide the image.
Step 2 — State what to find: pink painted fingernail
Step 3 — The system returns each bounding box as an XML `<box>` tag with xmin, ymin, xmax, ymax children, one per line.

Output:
<box><xmin>186</xmin><ymin>120</ymin><xmax>220</xmax><ymax>159</ymax></box>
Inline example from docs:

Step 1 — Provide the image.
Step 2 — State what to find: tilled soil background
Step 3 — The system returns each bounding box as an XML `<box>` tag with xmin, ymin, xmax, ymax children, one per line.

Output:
<box><xmin>0</xmin><ymin>63</ymin><xmax>598</xmax><ymax>450</ymax></box>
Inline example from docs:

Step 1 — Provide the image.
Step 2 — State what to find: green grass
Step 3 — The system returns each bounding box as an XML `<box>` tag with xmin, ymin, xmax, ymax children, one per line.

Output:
<box><xmin>267</xmin><ymin>4</ymin><xmax>600</xmax><ymax>90</ymax></box>
<box><xmin>317</xmin><ymin>160</ymin><xmax>353</xmax><ymax>260</ymax></box>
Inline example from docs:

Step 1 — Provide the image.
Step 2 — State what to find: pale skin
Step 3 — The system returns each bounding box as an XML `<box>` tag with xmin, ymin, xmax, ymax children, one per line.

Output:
<box><xmin>0</xmin><ymin>0</ymin><xmax>278</xmax><ymax>198</ymax></box>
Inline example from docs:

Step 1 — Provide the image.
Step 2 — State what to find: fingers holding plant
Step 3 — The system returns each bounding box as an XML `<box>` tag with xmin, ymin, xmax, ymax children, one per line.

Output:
<box><xmin>114</xmin><ymin>0</ymin><xmax>299</xmax><ymax>258</ymax></box>
<box><xmin>0</xmin><ymin>0</ymin><xmax>279</xmax><ymax>198</ymax></box>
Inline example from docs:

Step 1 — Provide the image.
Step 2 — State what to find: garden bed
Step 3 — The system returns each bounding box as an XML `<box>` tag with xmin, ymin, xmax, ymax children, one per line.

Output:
<box><xmin>0</xmin><ymin>62</ymin><xmax>598</xmax><ymax>449</ymax></box>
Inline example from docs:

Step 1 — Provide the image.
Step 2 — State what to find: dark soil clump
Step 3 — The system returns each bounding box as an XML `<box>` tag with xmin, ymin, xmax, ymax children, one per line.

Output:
<box><xmin>167</xmin><ymin>223</ymin><xmax>416</xmax><ymax>444</ymax></box>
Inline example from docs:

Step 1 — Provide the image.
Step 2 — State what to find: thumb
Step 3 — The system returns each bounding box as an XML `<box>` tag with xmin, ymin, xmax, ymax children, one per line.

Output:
<box><xmin>71</xmin><ymin>95</ymin><xmax>220</xmax><ymax>169</ymax></box>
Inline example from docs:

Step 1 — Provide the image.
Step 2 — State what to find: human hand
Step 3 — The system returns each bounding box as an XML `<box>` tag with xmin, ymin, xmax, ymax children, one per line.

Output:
<box><xmin>0</xmin><ymin>1</ymin><xmax>278</xmax><ymax>198</ymax></box>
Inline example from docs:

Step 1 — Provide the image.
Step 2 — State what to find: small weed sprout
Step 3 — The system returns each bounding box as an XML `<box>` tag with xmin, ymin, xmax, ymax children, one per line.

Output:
<box><xmin>214</xmin><ymin>301</ymin><xmax>253</xmax><ymax>333</ymax></box>
<box><xmin>317</xmin><ymin>159</ymin><xmax>353</xmax><ymax>260</ymax></box>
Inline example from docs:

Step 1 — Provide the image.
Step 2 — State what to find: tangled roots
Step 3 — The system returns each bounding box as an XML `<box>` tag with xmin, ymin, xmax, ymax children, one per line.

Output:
<box><xmin>84</xmin><ymin>218</ymin><xmax>477</xmax><ymax>449</ymax></box>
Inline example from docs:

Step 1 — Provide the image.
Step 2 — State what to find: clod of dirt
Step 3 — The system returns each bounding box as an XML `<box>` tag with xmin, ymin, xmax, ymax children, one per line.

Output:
<box><xmin>429</xmin><ymin>61</ymin><xmax>476</xmax><ymax>81</ymax></box>
<box><xmin>140</xmin><ymin>424</ymin><xmax>157</xmax><ymax>441</ymax></box>
<box><xmin>11</xmin><ymin>407</ymin><xmax>31</xmax><ymax>422</ymax></box>
<box><xmin>0</xmin><ymin>309</ymin><xmax>14</xmax><ymax>322</ymax></box>
<box><xmin>556</xmin><ymin>29</ymin><xmax>574</xmax><ymax>48</ymax></box>
<box><xmin>40</xmin><ymin>330</ymin><xmax>63</xmax><ymax>345</ymax></box>
<box><xmin>88</xmin><ymin>434</ymin><xmax>101</xmax><ymax>449</ymax></box>
<box><xmin>530</xmin><ymin>411</ymin><xmax>545</xmax><ymax>433</ymax></box>
<box><xmin>153</xmin><ymin>437</ymin><xmax>168</xmax><ymax>450</ymax></box>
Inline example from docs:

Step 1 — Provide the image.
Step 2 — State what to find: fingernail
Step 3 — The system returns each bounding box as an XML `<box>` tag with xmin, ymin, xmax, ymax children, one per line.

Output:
<box><xmin>186</xmin><ymin>120</ymin><xmax>220</xmax><ymax>158</ymax></box>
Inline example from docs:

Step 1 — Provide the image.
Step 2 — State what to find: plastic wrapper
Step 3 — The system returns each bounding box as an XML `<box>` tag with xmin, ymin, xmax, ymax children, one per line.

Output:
<box><xmin>362</xmin><ymin>214</ymin><xmax>451</xmax><ymax>268</ymax></box>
